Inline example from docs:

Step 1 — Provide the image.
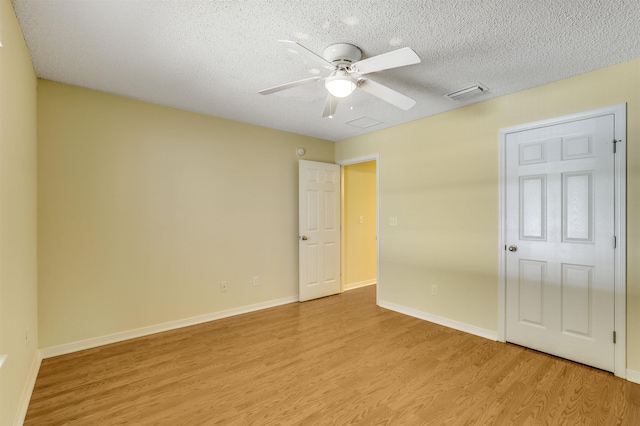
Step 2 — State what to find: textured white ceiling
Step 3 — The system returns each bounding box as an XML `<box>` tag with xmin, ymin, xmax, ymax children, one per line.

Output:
<box><xmin>12</xmin><ymin>0</ymin><xmax>640</xmax><ymax>141</ymax></box>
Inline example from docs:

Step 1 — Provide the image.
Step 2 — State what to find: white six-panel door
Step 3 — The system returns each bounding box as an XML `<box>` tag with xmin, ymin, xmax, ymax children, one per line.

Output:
<box><xmin>505</xmin><ymin>114</ymin><xmax>616</xmax><ymax>372</ymax></box>
<box><xmin>299</xmin><ymin>160</ymin><xmax>341</xmax><ymax>302</ymax></box>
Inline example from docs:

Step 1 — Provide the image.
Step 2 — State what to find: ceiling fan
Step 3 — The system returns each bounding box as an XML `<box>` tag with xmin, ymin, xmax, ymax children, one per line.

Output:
<box><xmin>259</xmin><ymin>40</ymin><xmax>421</xmax><ymax>117</ymax></box>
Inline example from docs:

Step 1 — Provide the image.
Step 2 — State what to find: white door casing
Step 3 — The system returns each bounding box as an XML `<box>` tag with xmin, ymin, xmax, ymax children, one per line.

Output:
<box><xmin>299</xmin><ymin>160</ymin><xmax>341</xmax><ymax>302</ymax></box>
<box><xmin>498</xmin><ymin>104</ymin><xmax>626</xmax><ymax>378</ymax></box>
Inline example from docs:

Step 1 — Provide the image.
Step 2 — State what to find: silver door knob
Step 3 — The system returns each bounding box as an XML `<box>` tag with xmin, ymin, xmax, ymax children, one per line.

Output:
<box><xmin>508</xmin><ymin>245</ymin><xmax>518</xmax><ymax>252</ymax></box>
<box><xmin>301</xmin><ymin>235</ymin><xmax>308</xmax><ymax>241</ymax></box>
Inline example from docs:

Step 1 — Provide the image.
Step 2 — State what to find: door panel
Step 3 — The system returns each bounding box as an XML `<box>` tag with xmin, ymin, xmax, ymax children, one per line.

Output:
<box><xmin>561</xmin><ymin>263</ymin><xmax>593</xmax><ymax>337</ymax></box>
<box><xmin>562</xmin><ymin>172</ymin><xmax>593</xmax><ymax>242</ymax></box>
<box><xmin>518</xmin><ymin>260</ymin><xmax>545</xmax><ymax>326</ymax></box>
<box><xmin>299</xmin><ymin>160</ymin><xmax>341</xmax><ymax>302</ymax></box>
<box><xmin>520</xmin><ymin>175</ymin><xmax>546</xmax><ymax>240</ymax></box>
<box><xmin>505</xmin><ymin>114</ymin><xmax>615</xmax><ymax>372</ymax></box>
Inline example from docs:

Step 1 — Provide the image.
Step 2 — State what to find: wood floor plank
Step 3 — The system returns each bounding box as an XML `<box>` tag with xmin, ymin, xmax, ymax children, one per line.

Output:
<box><xmin>25</xmin><ymin>285</ymin><xmax>640</xmax><ymax>425</ymax></box>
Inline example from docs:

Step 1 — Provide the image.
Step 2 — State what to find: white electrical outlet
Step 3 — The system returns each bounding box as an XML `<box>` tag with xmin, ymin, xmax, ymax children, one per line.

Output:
<box><xmin>253</xmin><ymin>276</ymin><xmax>259</xmax><ymax>287</ymax></box>
<box><xmin>220</xmin><ymin>281</ymin><xmax>228</xmax><ymax>292</ymax></box>
<box><xmin>390</xmin><ymin>217</ymin><xmax>398</xmax><ymax>226</ymax></box>
<box><xmin>431</xmin><ymin>285</ymin><xmax>438</xmax><ymax>296</ymax></box>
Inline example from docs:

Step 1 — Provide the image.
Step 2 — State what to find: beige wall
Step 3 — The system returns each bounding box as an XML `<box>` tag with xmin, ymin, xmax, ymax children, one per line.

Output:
<box><xmin>342</xmin><ymin>161</ymin><xmax>377</xmax><ymax>287</ymax></box>
<box><xmin>335</xmin><ymin>58</ymin><xmax>640</xmax><ymax>372</ymax></box>
<box><xmin>37</xmin><ymin>80</ymin><xmax>334</xmax><ymax>348</ymax></box>
<box><xmin>0</xmin><ymin>0</ymin><xmax>39</xmax><ymax>423</ymax></box>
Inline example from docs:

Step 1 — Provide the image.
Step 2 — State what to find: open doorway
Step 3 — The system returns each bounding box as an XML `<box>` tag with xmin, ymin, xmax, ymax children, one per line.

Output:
<box><xmin>339</xmin><ymin>157</ymin><xmax>378</xmax><ymax>299</ymax></box>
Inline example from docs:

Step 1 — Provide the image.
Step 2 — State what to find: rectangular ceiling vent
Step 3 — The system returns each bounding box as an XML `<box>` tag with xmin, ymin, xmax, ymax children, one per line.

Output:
<box><xmin>345</xmin><ymin>116</ymin><xmax>383</xmax><ymax>129</ymax></box>
<box><xmin>444</xmin><ymin>84</ymin><xmax>489</xmax><ymax>101</ymax></box>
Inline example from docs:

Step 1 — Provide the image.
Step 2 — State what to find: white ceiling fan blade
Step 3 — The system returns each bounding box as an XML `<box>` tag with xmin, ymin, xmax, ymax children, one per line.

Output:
<box><xmin>279</xmin><ymin>40</ymin><xmax>333</xmax><ymax>68</ymax></box>
<box><xmin>358</xmin><ymin>78</ymin><xmax>416</xmax><ymax>110</ymax></box>
<box><xmin>322</xmin><ymin>94</ymin><xmax>339</xmax><ymax>117</ymax></box>
<box><xmin>352</xmin><ymin>47</ymin><xmax>421</xmax><ymax>74</ymax></box>
<box><xmin>258</xmin><ymin>76</ymin><xmax>320</xmax><ymax>95</ymax></box>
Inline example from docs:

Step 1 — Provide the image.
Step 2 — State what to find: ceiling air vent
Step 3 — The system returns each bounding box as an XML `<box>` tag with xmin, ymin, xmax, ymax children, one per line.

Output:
<box><xmin>346</xmin><ymin>116</ymin><xmax>383</xmax><ymax>129</ymax></box>
<box><xmin>444</xmin><ymin>84</ymin><xmax>489</xmax><ymax>101</ymax></box>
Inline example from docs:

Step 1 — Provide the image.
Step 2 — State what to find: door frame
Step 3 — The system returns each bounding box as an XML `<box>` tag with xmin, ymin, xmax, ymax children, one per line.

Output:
<box><xmin>497</xmin><ymin>103</ymin><xmax>627</xmax><ymax>378</ymax></box>
<box><xmin>336</xmin><ymin>154</ymin><xmax>380</xmax><ymax>304</ymax></box>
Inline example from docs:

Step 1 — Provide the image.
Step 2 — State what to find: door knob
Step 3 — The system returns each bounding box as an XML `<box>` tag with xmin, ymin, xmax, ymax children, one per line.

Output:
<box><xmin>301</xmin><ymin>235</ymin><xmax>308</xmax><ymax>241</ymax></box>
<box><xmin>508</xmin><ymin>245</ymin><xmax>518</xmax><ymax>252</ymax></box>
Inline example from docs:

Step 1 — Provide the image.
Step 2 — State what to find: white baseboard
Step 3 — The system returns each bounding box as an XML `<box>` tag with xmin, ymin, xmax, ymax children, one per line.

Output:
<box><xmin>14</xmin><ymin>351</ymin><xmax>42</xmax><ymax>426</ymax></box>
<box><xmin>343</xmin><ymin>279</ymin><xmax>376</xmax><ymax>292</ymax></box>
<box><xmin>40</xmin><ymin>296</ymin><xmax>298</xmax><ymax>359</ymax></box>
<box><xmin>378</xmin><ymin>299</ymin><xmax>498</xmax><ymax>341</ymax></box>
<box><xmin>627</xmin><ymin>369</ymin><xmax>640</xmax><ymax>384</ymax></box>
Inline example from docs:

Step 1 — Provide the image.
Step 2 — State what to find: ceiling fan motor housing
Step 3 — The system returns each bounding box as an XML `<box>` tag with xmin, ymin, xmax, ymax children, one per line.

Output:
<box><xmin>323</xmin><ymin>43</ymin><xmax>362</xmax><ymax>68</ymax></box>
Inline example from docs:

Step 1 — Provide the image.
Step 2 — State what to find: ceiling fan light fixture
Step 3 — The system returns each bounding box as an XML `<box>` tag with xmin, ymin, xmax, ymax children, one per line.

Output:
<box><xmin>325</xmin><ymin>71</ymin><xmax>356</xmax><ymax>98</ymax></box>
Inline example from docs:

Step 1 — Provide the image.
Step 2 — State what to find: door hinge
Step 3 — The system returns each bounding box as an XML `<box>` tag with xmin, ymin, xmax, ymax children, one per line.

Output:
<box><xmin>613</xmin><ymin>236</ymin><xmax>617</xmax><ymax>248</ymax></box>
<box><xmin>613</xmin><ymin>331</ymin><xmax>617</xmax><ymax>344</ymax></box>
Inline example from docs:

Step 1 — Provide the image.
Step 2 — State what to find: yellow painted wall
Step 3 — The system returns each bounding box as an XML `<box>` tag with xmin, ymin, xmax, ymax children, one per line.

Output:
<box><xmin>0</xmin><ymin>0</ymin><xmax>39</xmax><ymax>423</ymax></box>
<box><xmin>343</xmin><ymin>161</ymin><xmax>377</xmax><ymax>287</ymax></box>
<box><xmin>335</xmin><ymin>58</ymin><xmax>640</xmax><ymax>372</ymax></box>
<box><xmin>37</xmin><ymin>80</ymin><xmax>334</xmax><ymax>348</ymax></box>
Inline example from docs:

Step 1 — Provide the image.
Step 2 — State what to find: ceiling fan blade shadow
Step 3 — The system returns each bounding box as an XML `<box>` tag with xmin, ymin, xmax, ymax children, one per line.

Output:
<box><xmin>279</xmin><ymin>40</ymin><xmax>333</xmax><ymax>68</ymax></box>
<box><xmin>322</xmin><ymin>94</ymin><xmax>339</xmax><ymax>117</ymax></box>
<box><xmin>358</xmin><ymin>78</ymin><xmax>416</xmax><ymax>110</ymax></box>
<box><xmin>352</xmin><ymin>47</ymin><xmax>420</xmax><ymax>74</ymax></box>
<box><xmin>259</xmin><ymin>77</ymin><xmax>320</xmax><ymax>95</ymax></box>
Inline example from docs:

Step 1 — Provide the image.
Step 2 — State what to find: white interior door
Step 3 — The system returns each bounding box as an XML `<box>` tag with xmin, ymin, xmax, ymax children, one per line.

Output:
<box><xmin>505</xmin><ymin>114</ymin><xmax>616</xmax><ymax>372</ymax></box>
<box><xmin>299</xmin><ymin>160</ymin><xmax>341</xmax><ymax>302</ymax></box>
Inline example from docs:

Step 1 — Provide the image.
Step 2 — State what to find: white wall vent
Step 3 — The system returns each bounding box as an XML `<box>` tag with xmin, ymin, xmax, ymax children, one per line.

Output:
<box><xmin>444</xmin><ymin>84</ymin><xmax>489</xmax><ymax>101</ymax></box>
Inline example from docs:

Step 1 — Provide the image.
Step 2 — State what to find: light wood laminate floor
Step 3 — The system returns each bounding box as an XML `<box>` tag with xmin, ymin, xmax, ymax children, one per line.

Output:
<box><xmin>25</xmin><ymin>285</ymin><xmax>640</xmax><ymax>425</ymax></box>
